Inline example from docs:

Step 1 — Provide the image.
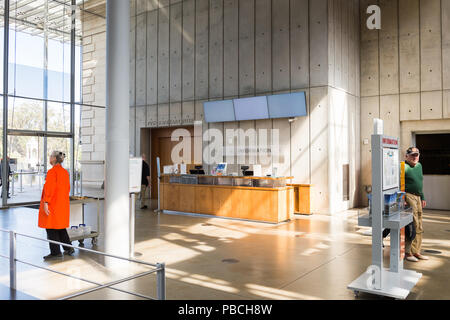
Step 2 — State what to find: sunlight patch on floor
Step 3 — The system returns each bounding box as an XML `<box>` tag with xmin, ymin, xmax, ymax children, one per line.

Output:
<box><xmin>179</xmin><ymin>275</ymin><xmax>240</xmax><ymax>294</ymax></box>
<box><xmin>137</xmin><ymin>238</ymin><xmax>203</xmax><ymax>264</ymax></box>
<box><xmin>246</xmin><ymin>283</ymin><xmax>320</xmax><ymax>300</ymax></box>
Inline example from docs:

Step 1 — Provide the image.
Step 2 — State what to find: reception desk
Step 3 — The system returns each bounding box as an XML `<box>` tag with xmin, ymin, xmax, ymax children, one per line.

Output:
<box><xmin>160</xmin><ymin>174</ymin><xmax>295</xmax><ymax>223</ymax></box>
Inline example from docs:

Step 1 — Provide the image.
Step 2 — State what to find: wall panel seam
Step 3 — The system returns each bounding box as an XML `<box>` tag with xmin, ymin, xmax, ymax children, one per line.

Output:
<box><xmin>168</xmin><ymin>4</ymin><xmax>171</xmax><ymax>124</ymax></box>
<box><xmin>397</xmin><ymin>0</ymin><xmax>401</xmax><ymax>124</ymax></box>
<box><xmin>271</xmin><ymin>0</ymin><xmax>274</xmax><ymax>172</ymax></box>
<box><xmin>145</xmin><ymin>10</ymin><xmax>148</xmax><ymax>131</ymax></box>
<box><xmin>441</xmin><ymin>0</ymin><xmax>444</xmax><ymax>118</ymax></box>
<box><xmin>134</xmin><ymin>2</ymin><xmax>138</xmax><ymax>153</ymax></box>
<box><xmin>156</xmin><ymin>5</ymin><xmax>159</xmax><ymax>125</ymax></box>
<box><xmin>238</xmin><ymin>0</ymin><xmax>241</xmax><ymax>131</ymax></box>
<box><xmin>194</xmin><ymin>0</ymin><xmax>197</xmax><ymax>119</ymax></box>
<box><xmin>289</xmin><ymin>0</ymin><xmax>292</xmax><ymax>178</ymax></box>
<box><xmin>207</xmin><ymin>0</ymin><xmax>211</xmax><ymax>135</ymax></box>
<box><xmin>419</xmin><ymin>0</ymin><xmax>422</xmax><ymax>120</ymax></box>
<box><xmin>222</xmin><ymin>0</ymin><xmax>225</xmax><ymax>103</ymax></box>
<box><xmin>254</xmin><ymin>0</ymin><xmax>256</xmax><ymax>98</ymax></box>
<box><xmin>308</xmin><ymin>0</ymin><xmax>312</xmax><ymax>185</ymax></box>
<box><xmin>377</xmin><ymin>0</ymin><xmax>380</xmax><ymax>117</ymax></box>
<box><xmin>253</xmin><ymin>0</ymin><xmax>256</xmax><ymax>143</ymax></box>
<box><xmin>181</xmin><ymin>2</ymin><xmax>184</xmax><ymax>122</ymax></box>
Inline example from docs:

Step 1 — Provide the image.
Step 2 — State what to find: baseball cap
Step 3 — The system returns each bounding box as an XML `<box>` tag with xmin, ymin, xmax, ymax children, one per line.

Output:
<box><xmin>406</xmin><ymin>147</ymin><xmax>420</xmax><ymax>155</ymax></box>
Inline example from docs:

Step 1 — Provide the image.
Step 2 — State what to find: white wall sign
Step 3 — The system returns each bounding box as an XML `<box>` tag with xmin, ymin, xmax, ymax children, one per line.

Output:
<box><xmin>129</xmin><ymin>157</ymin><xmax>143</xmax><ymax>193</ymax></box>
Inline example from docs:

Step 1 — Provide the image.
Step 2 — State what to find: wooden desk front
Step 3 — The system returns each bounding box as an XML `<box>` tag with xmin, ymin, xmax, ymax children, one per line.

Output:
<box><xmin>160</xmin><ymin>183</ymin><xmax>294</xmax><ymax>223</ymax></box>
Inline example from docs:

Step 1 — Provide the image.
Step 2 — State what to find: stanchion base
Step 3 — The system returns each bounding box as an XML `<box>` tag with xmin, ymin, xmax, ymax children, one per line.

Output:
<box><xmin>347</xmin><ymin>268</ymin><xmax>422</xmax><ymax>299</ymax></box>
<box><xmin>130</xmin><ymin>252</ymin><xmax>142</xmax><ymax>258</ymax></box>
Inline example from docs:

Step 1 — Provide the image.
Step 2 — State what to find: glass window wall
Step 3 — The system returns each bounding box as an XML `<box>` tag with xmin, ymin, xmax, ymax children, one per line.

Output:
<box><xmin>1</xmin><ymin>0</ymin><xmax>106</xmax><ymax>206</ymax></box>
<box><xmin>8</xmin><ymin>97</ymin><xmax>44</xmax><ymax>131</ymax></box>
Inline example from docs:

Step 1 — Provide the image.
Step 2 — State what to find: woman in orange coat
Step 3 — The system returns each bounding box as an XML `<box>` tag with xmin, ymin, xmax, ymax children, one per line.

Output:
<box><xmin>38</xmin><ymin>151</ymin><xmax>74</xmax><ymax>260</ymax></box>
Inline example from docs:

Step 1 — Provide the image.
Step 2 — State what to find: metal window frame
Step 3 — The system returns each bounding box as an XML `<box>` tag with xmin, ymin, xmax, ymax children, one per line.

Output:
<box><xmin>2</xmin><ymin>0</ymin><xmax>10</xmax><ymax>206</ymax></box>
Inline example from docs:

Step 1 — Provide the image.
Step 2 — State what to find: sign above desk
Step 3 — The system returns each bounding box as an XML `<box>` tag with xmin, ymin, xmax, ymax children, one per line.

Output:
<box><xmin>203</xmin><ymin>91</ymin><xmax>307</xmax><ymax>123</ymax></box>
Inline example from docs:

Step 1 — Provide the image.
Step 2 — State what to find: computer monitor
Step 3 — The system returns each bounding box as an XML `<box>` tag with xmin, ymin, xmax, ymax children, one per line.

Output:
<box><xmin>189</xmin><ymin>169</ymin><xmax>205</xmax><ymax>175</ymax></box>
<box><xmin>215</xmin><ymin>163</ymin><xmax>227</xmax><ymax>175</ymax></box>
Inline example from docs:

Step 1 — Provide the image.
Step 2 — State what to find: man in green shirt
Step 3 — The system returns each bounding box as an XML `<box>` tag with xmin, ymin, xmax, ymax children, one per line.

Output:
<box><xmin>404</xmin><ymin>147</ymin><xmax>429</xmax><ymax>262</ymax></box>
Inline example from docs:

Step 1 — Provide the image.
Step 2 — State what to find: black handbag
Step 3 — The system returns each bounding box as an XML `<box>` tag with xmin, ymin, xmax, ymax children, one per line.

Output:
<box><xmin>382</xmin><ymin>222</ymin><xmax>416</xmax><ymax>241</ymax></box>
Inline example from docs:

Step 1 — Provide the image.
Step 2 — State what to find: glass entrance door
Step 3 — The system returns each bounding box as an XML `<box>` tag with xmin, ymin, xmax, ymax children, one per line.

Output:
<box><xmin>6</xmin><ymin>135</ymin><xmax>45</xmax><ymax>204</ymax></box>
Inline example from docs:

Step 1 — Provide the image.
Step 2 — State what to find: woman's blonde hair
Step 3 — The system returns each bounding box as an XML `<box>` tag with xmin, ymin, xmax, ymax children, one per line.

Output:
<box><xmin>51</xmin><ymin>151</ymin><xmax>66</xmax><ymax>164</ymax></box>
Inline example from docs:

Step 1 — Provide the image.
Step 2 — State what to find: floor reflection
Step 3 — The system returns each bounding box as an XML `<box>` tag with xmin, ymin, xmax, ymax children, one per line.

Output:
<box><xmin>0</xmin><ymin>205</ymin><xmax>449</xmax><ymax>300</ymax></box>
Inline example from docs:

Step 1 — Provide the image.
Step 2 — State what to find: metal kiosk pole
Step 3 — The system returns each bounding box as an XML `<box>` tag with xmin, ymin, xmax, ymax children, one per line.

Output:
<box><xmin>129</xmin><ymin>192</ymin><xmax>141</xmax><ymax>258</ymax></box>
<box><xmin>347</xmin><ymin>119</ymin><xmax>422</xmax><ymax>299</ymax></box>
<box><xmin>129</xmin><ymin>157</ymin><xmax>143</xmax><ymax>258</ymax></box>
<box><xmin>154</xmin><ymin>157</ymin><xmax>162</xmax><ymax>214</ymax></box>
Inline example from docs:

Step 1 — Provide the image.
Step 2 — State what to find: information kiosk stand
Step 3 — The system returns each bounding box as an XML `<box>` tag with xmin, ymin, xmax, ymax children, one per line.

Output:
<box><xmin>347</xmin><ymin>119</ymin><xmax>422</xmax><ymax>299</ymax></box>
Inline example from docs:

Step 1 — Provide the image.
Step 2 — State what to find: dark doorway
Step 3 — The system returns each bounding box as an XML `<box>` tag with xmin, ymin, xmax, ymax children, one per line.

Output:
<box><xmin>415</xmin><ymin>133</ymin><xmax>450</xmax><ymax>175</ymax></box>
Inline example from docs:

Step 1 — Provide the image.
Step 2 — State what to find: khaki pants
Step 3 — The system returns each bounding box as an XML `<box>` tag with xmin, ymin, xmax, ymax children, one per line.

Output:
<box><xmin>140</xmin><ymin>184</ymin><xmax>149</xmax><ymax>208</ymax></box>
<box><xmin>405</xmin><ymin>193</ymin><xmax>424</xmax><ymax>255</ymax></box>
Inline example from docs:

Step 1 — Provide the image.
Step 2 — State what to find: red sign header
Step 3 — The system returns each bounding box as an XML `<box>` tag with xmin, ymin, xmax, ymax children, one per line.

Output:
<box><xmin>382</xmin><ymin>137</ymin><xmax>398</xmax><ymax>146</ymax></box>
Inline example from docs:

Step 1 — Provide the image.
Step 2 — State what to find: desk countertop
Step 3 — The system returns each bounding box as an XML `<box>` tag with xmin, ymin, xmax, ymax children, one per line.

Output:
<box><xmin>161</xmin><ymin>174</ymin><xmax>294</xmax><ymax>180</ymax></box>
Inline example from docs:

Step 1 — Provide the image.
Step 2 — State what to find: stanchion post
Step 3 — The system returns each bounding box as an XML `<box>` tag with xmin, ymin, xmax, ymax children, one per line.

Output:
<box><xmin>11</xmin><ymin>173</ymin><xmax>14</xmax><ymax>196</ymax></box>
<box><xmin>74</xmin><ymin>171</ymin><xmax>77</xmax><ymax>195</ymax></box>
<box><xmin>156</xmin><ymin>157</ymin><xmax>161</xmax><ymax>213</ymax></box>
<box><xmin>129</xmin><ymin>193</ymin><xmax>135</xmax><ymax>258</ymax></box>
<box><xmin>156</xmin><ymin>262</ymin><xmax>166</xmax><ymax>300</ymax></box>
<box><xmin>10</xmin><ymin>230</ymin><xmax>17</xmax><ymax>290</ymax></box>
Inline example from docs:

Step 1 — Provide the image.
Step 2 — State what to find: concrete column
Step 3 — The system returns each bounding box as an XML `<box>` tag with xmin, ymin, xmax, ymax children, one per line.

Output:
<box><xmin>104</xmin><ymin>0</ymin><xmax>130</xmax><ymax>258</ymax></box>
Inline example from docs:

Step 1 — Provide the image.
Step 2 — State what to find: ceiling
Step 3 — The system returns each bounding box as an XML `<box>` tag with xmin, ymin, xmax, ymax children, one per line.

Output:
<box><xmin>0</xmin><ymin>0</ymin><xmax>106</xmax><ymax>43</ymax></box>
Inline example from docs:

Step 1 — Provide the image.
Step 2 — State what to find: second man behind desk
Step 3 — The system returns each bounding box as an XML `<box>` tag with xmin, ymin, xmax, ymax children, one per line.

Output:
<box><xmin>140</xmin><ymin>153</ymin><xmax>150</xmax><ymax>210</ymax></box>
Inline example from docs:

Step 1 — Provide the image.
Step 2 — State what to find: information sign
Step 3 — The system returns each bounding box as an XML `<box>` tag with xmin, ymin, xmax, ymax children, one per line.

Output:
<box><xmin>129</xmin><ymin>157</ymin><xmax>143</xmax><ymax>193</ymax></box>
<box><xmin>382</xmin><ymin>148</ymin><xmax>399</xmax><ymax>190</ymax></box>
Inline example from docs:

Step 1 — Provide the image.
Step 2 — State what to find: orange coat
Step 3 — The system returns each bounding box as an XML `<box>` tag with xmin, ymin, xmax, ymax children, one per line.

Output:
<box><xmin>38</xmin><ymin>164</ymin><xmax>71</xmax><ymax>230</ymax></box>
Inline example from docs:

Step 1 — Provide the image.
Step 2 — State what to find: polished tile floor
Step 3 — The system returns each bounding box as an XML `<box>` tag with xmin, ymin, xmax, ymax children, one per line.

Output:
<box><xmin>0</xmin><ymin>201</ymin><xmax>449</xmax><ymax>300</ymax></box>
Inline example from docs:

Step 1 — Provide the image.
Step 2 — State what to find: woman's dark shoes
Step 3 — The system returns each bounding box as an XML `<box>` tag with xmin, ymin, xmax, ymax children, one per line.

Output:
<box><xmin>64</xmin><ymin>248</ymin><xmax>75</xmax><ymax>256</ymax></box>
<box><xmin>43</xmin><ymin>253</ymin><xmax>63</xmax><ymax>260</ymax></box>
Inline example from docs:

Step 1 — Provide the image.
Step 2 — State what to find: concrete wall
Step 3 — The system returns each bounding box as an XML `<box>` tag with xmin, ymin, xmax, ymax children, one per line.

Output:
<box><xmin>126</xmin><ymin>0</ymin><xmax>360</xmax><ymax>214</ymax></box>
<box><xmin>327</xmin><ymin>0</ymin><xmax>361</xmax><ymax>212</ymax></box>
<box><xmin>359</xmin><ymin>0</ymin><xmax>450</xmax><ymax>208</ymax></box>
<box><xmin>80</xmin><ymin>0</ymin><xmax>107</xmax><ymax>187</ymax></box>
<box><xmin>80</xmin><ymin>0</ymin><xmax>361</xmax><ymax>213</ymax></box>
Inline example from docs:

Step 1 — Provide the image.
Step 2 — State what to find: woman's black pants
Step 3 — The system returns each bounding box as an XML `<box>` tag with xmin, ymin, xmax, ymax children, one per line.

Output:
<box><xmin>46</xmin><ymin>229</ymin><xmax>72</xmax><ymax>255</ymax></box>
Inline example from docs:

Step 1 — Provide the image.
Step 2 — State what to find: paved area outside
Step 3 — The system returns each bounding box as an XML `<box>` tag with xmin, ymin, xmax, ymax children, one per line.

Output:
<box><xmin>5</xmin><ymin>183</ymin><xmax>103</xmax><ymax>205</ymax></box>
<box><xmin>0</xmin><ymin>201</ymin><xmax>449</xmax><ymax>300</ymax></box>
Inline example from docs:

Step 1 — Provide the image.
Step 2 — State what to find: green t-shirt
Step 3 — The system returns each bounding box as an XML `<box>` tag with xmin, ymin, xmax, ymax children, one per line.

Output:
<box><xmin>405</xmin><ymin>161</ymin><xmax>425</xmax><ymax>200</ymax></box>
